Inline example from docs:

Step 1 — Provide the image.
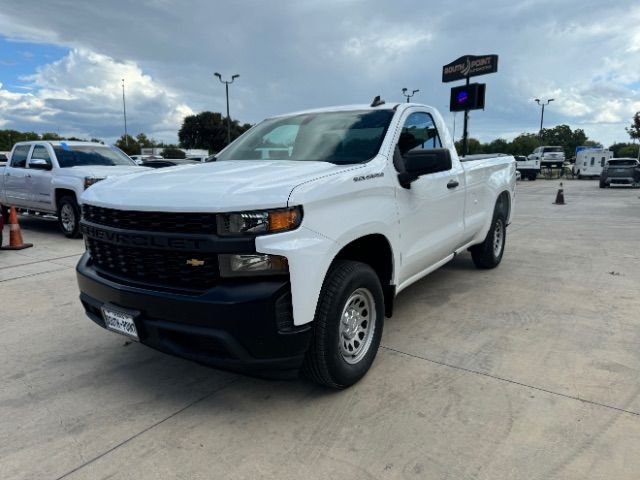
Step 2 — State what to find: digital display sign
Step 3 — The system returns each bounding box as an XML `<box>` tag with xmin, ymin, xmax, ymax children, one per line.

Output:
<box><xmin>450</xmin><ymin>83</ymin><xmax>486</xmax><ymax>112</ymax></box>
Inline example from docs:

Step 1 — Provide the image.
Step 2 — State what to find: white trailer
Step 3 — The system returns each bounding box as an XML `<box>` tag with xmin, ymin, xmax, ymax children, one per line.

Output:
<box><xmin>574</xmin><ymin>148</ymin><xmax>613</xmax><ymax>178</ymax></box>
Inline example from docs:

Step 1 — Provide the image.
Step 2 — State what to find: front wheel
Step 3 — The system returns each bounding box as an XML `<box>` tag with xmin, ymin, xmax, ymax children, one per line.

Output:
<box><xmin>470</xmin><ymin>210</ymin><xmax>506</xmax><ymax>269</ymax></box>
<box><xmin>302</xmin><ymin>260</ymin><xmax>384</xmax><ymax>388</ymax></box>
<box><xmin>57</xmin><ymin>196</ymin><xmax>81</xmax><ymax>238</ymax></box>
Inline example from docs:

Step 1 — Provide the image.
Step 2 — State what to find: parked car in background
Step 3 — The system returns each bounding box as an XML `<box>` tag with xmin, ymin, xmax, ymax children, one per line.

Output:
<box><xmin>574</xmin><ymin>148</ymin><xmax>613</xmax><ymax>178</ymax></box>
<box><xmin>528</xmin><ymin>146</ymin><xmax>565</xmax><ymax>168</ymax></box>
<box><xmin>600</xmin><ymin>158</ymin><xmax>640</xmax><ymax>188</ymax></box>
<box><xmin>0</xmin><ymin>141</ymin><xmax>146</xmax><ymax>237</ymax></box>
<box><xmin>0</xmin><ymin>152</ymin><xmax>9</xmax><ymax>165</ymax></box>
<box><xmin>514</xmin><ymin>155</ymin><xmax>539</xmax><ymax>180</ymax></box>
<box><xmin>141</xmin><ymin>158</ymin><xmax>201</xmax><ymax>168</ymax></box>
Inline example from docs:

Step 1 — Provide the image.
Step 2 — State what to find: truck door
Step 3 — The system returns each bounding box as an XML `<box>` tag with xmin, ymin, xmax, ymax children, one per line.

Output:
<box><xmin>26</xmin><ymin>144</ymin><xmax>55</xmax><ymax>211</ymax></box>
<box><xmin>394</xmin><ymin>111</ymin><xmax>465</xmax><ymax>283</ymax></box>
<box><xmin>3</xmin><ymin>144</ymin><xmax>32</xmax><ymax>207</ymax></box>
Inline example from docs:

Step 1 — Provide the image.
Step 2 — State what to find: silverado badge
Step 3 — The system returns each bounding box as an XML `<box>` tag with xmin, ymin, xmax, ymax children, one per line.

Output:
<box><xmin>186</xmin><ymin>258</ymin><xmax>205</xmax><ymax>267</ymax></box>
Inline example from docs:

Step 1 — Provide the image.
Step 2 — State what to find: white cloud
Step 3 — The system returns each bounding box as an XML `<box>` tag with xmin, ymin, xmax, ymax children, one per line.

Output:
<box><xmin>0</xmin><ymin>48</ymin><xmax>193</xmax><ymax>142</ymax></box>
<box><xmin>0</xmin><ymin>0</ymin><xmax>639</xmax><ymax>147</ymax></box>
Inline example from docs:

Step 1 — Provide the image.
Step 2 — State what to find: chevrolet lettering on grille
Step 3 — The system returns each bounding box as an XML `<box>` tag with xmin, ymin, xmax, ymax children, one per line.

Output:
<box><xmin>80</xmin><ymin>224</ymin><xmax>207</xmax><ymax>251</ymax></box>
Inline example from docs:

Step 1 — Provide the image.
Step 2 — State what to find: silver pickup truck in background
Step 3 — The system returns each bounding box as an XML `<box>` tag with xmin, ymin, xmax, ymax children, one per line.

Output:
<box><xmin>0</xmin><ymin>141</ymin><xmax>145</xmax><ymax>237</ymax></box>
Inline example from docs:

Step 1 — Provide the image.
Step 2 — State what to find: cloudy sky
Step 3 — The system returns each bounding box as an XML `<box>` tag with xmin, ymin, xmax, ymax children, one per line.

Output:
<box><xmin>0</xmin><ymin>0</ymin><xmax>639</xmax><ymax>147</ymax></box>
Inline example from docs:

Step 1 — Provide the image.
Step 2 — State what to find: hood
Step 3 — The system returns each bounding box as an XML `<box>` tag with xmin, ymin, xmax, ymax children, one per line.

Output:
<box><xmin>81</xmin><ymin>160</ymin><xmax>348</xmax><ymax>212</ymax></box>
<box><xmin>64</xmin><ymin>165</ymin><xmax>148</xmax><ymax>178</ymax></box>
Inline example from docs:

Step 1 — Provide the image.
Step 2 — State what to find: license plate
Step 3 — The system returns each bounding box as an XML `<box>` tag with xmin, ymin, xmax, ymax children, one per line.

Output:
<box><xmin>102</xmin><ymin>306</ymin><xmax>139</xmax><ymax>340</ymax></box>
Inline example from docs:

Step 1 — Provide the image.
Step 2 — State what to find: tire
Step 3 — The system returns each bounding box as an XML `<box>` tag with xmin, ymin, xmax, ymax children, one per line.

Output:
<box><xmin>57</xmin><ymin>196</ymin><xmax>81</xmax><ymax>238</ymax></box>
<box><xmin>1</xmin><ymin>204</ymin><xmax>8</xmax><ymax>223</ymax></box>
<box><xmin>302</xmin><ymin>260</ymin><xmax>384</xmax><ymax>388</ymax></box>
<box><xmin>529</xmin><ymin>173</ymin><xmax>536</xmax><ymax>181</ymax></box>
<box><xmin>470</xmin><ymin>207</ymin><xmax>507</xmax><ymax>269</ymax></box>
<box><xmin>599</xmin><ymin>180</ymin><xmax>605</xmax><ymax>189</ymax></box>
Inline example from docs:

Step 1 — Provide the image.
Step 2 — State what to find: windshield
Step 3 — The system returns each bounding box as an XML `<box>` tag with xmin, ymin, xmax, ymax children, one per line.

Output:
<box><xmin>543</xmin><ymin>147</ymin><xmax>563</xmax><ymax>153</ymax></box>
<box><xmin>217</xmin><ymin>110</ymin><xmax>395</xmax><ymax>164</ymax></box>
<box><xmin>53</xmin><ymin>145</ymin><xmax>135</xmax><ymax>167</ymax></box>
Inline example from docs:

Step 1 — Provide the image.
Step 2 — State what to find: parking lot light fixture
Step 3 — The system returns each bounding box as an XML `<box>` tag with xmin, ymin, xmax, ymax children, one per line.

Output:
<box><xmin>402</xmin><ymin>87</ymin><xmax>420</xmax><ymax>103</ymax></box>
<box><xmin>535</xmin><ymin>98</ymin><xmax>554</xmax><ymax>139</ymax></box>
<box><xmin>215</xmin><ymin>73</ymin><xmax>240</xmax><ymax>145</ymax></box>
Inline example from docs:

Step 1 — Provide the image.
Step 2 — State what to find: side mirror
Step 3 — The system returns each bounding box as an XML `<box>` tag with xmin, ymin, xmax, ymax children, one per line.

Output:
<box><xmin>399</xmin><ymin>149</ymin><xmax>452</xmax><ymax>188</ymax></box>
<box><xmin>29</xmin><ymin>158</ymin><xmax>52</xmax><ymax>170</ymax></box>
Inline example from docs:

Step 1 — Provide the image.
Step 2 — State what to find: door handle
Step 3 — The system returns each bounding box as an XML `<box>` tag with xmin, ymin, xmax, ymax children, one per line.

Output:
<box><xmin>447</xmin><ymin>180</ymin><xmax>459</xmax><ymax>189</ymax></box>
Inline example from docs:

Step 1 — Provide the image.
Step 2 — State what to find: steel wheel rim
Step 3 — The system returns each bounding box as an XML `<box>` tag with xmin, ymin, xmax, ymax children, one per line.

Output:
<box><xmin>339</xmin><ymin>288</ymin><xmax>376</xmax><ymax>365</ymax></box>
<box><xmin>61</xmin><ymin>204</ymin><xmax>75</xmax><ymax>232</ymax></box>
<box><xmin>493</xmin><ymin>218</ymin><xmax>504</xmax><ymax>257</ymax></box>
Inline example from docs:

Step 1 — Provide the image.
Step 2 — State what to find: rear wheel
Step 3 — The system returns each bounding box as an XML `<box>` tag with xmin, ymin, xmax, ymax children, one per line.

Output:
<box><xmin>303</xmin><ymin>260</ymin><xmax>384</xmax><ymax>388</ymax></box>
<box><xmin>57</xmin><ymin>196</ymin><xmax>81</xmax><ymax>238</ymax></box>
<box><xmin>599</xmin><ymin>180</ymin><xmax>606</xmax><ymax>188</ymax></box>
<box><xmin>470</xmin><ymin>208</ymin><xmax>506</xmax><ymax>269</ymax></box>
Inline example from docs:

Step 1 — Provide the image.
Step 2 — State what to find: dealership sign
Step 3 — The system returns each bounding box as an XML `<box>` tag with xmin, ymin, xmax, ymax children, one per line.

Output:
<box><xmin>442</xmin><ymin>54</ymin><xmax>499</xmax><ymax>83</ymax></box>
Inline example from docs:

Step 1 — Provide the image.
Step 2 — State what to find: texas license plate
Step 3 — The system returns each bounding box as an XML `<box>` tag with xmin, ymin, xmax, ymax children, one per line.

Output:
<box><xmin>102</xmin><ymin>305</ymin><xmax>139</xmax><ymax>340</ymax></box>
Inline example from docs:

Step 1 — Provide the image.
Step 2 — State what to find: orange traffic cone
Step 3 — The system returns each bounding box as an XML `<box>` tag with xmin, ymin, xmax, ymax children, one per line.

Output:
<box><xmin>1</xmin><ymin>206</ymin><xmax>33</xmax><ymax>250</ymax></box>
<box><xmin>553</xmin><ymin>182</ymin><xmax>566</xmax><ymax>205</ymax></box>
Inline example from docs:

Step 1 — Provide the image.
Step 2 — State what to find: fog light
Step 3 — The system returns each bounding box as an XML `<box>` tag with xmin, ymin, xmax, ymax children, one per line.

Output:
<box><xmin>218</xmin><ymin>254</ymin><xmax>288</xmax><ymax>277</ymax></box>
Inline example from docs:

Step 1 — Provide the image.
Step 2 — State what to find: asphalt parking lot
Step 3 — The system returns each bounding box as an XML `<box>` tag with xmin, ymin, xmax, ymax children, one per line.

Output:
<box><xmin>2</xmin><ymin>180</ymin><xmax>639</xmax><ymax>480</ymax></box>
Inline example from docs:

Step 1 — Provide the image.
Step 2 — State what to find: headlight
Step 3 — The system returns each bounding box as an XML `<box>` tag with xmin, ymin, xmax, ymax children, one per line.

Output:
<box><xmin>84</xmin><ymin>177</ymin><xmax>105</xmax><ymax>189</ymax></box>
<box><xmin>218</xmin><ymin>254</ymin><xmax>288</xmax><ymax>277</ymax></box>
<box><xmin>217</xmin><ymin>207</ymin><xmax>302</xmax><ymax>236</ymax></box>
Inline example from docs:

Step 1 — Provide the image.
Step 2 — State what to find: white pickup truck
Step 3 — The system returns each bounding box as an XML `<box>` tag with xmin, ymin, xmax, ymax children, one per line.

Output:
<box><xmin>0</xmin><ymin>141</ymin><xmax>145</xmax><ymax>237</ymax></box>
<box><xmin>76</xmin><ymin>101</ymin><xmax>516</xmax><ymax>388</ymax></box>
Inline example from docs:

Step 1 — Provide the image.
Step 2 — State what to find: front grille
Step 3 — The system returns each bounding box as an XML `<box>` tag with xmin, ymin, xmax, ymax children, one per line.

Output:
<box><xmin>87</xmin><ymin>238</ymin><xmax>218</xmax><ymax>291</ymax></box>
<box><xmin>83</xmin><ymin>204</ymin><xmax>217</xmax><ymax>234</ymax></box>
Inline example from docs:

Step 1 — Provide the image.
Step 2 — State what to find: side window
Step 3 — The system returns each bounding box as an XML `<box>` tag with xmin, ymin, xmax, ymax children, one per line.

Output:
<box><xmin>10</xmin><ymin>145</ymin><xmax>30</xmax><ymax>168</ymax></box>
<box><xmin>590</xmin><ymin>157</ymin><xmax>595</xmax><ymax>166</ymax></box>
<box><xmin>601</xmin><ymin>157</ymin><xmax>605</xmax><ymax>167</ymax></box>
<box><xmin>398</xmin><ymin>112</ymin><xmax>442</xmax><ymax>154</ymax></box>
<box><xmin>31</xmin><ymin>145</ymin><xmax>51</xmax><ymax>163</ymax></box>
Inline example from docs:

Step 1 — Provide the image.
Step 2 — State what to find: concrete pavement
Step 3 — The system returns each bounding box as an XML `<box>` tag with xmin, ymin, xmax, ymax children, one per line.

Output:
<box><xmin>1</xmin><ymin>180</ymin><xmax>639</xmax><ymax>479</ymax></box>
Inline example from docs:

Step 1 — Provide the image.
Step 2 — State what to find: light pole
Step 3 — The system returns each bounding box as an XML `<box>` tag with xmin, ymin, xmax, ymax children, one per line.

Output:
<box><xmin>214</xmin><ymin>72</ymin><xmax>240</xmax><ymax>145</ymax></box>
<box><xmin>535</xmin><ymin>98</ymin><xmax>554</xmax><ymax>139</ymax></box>
<box><xmin>402</xmin><ymin>87</ymin><xmax>419</xmax><ymax>103</ymax></box>
<box><xmin>122</xmin><ymin>79</ymin><xmax>128</xmax><ymax>146</ymax></box>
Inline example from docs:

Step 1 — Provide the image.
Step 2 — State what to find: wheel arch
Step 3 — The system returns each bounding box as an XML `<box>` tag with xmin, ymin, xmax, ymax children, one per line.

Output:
<box><xmin>55</xmin><ymin>188</ymin><xmax>77</xmax><ymax>208</ymax></box>
<box><xmin>332</xmin><ymin>233</ymin><xmax>395</xmax><ymax>317</ymax></box>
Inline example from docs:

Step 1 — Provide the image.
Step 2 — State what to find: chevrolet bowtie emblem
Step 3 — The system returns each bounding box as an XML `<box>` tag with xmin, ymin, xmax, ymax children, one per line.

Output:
<box><xmin>186</xmin><ymin>258</ymin><xmax>205</xmax><ymax>267</ymax></box>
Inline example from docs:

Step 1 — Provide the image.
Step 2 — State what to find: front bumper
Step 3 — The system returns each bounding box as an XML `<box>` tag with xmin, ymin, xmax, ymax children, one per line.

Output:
<box><xmin>76</xmin><ymin>253</ymin><xmax>312</xmax><ymax>378</ymax></box>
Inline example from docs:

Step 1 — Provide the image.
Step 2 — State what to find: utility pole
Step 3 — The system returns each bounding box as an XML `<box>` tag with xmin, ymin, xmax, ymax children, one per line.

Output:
<box><xmin>402</xmin><ymin>87</ymin><xmax>419</xmax><ymax>103</ymax></box>
<box><xmin>535</xmin><ymin>98</ymin><xmax>554</xmax><ymax>139</ymax></box>
<box><xmin>214</xmin><ymin>72</ymin><xmax>240</xmax><ymax>145</ymax></box>
<box><xmin>122</xmin><ymin>79</ymin><xmax>128</xmax><ymax>146</ymax></box>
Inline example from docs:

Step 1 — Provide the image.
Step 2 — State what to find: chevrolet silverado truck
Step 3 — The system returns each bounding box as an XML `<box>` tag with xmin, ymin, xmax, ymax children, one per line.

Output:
<box><xmin>0</xmin><ymin>141</ymin><xmax>145</xmax><ymax>237</ymax></box>
<box><xmin>76</xmin><ymin>101</ymin><xmax>516</xmax><ymax>388</ymax></box>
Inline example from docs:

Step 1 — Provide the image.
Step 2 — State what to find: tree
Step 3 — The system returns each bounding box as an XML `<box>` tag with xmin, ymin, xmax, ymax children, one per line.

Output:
<box><xmin>508</xmin><ymin>133</ymin><xmax>540</xmax><ymax>156</ymax></box>
<box><xmin>626</xmin><ymin>112</ymin><xmax>640</xmax><ymax>141</ymax></box>
<box><xmin>178</xmin><ymin>111</ymin><xmax>251</xmax><ymax>152</ymax></box>
<box><xmin>454</xmin><ymin>138</ymin><xmax>482</xmax><ymax>155</ymax></box>
<box><xmin>136</xmin><ymin>133</ymin><xmax>155</xmax><ymax>148</ymax></box>
<box><xmin>617</xmin><ymin>144</ymin><xmax>639</xmax><ymax>158</ymax></box>
<box><xmin>162</xmin><ymin>146</ymin><xmax>186</xmax><ymax>159</ymax></box>
<box><xmin>115</xmin><ymin>134</ymin><xmax>140</xmax><ymax>156</ymax></box>
<box><xmin>540</xmin><ymin>124</ymin><xmax>590</xmax><ymax>158</ymax></box>
<box><xmin>42</xmin><ymin>132</ymin><xmax>61</xmax><ymax>140</ymax></box>
<box><xmin>483</xmin><ymin>138</ymin><xmax>508</xmax><ymax>154</ymax></box>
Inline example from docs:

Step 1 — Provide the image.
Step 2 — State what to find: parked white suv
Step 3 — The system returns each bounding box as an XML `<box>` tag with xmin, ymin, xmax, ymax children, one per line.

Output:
<box><xmin>0</xmin><ymin>141</ymin><xmax>145</xmax><ymax>237</ymax></box>
<box><xmin>528</xmin><ymin>146</ymin><xmax>565</xmax><ymax>168</ymax></box>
